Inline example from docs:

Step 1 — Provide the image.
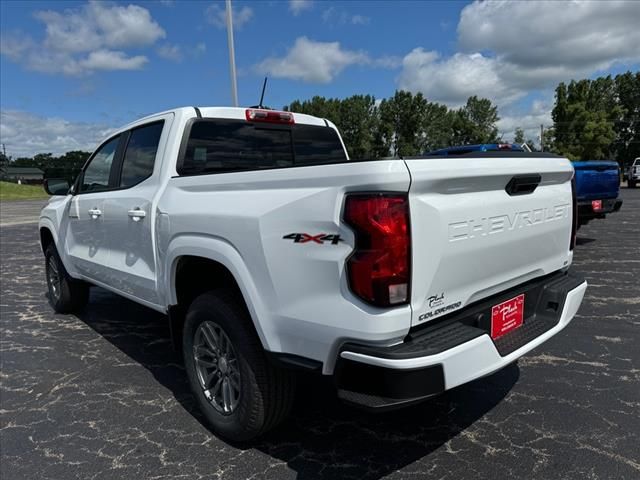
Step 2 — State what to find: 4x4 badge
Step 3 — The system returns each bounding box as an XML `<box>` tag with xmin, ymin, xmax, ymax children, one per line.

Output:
<box><xmin>283</xmin><ymin>233</ymin><xmax>343</xmax><ymax>245</ymax></box>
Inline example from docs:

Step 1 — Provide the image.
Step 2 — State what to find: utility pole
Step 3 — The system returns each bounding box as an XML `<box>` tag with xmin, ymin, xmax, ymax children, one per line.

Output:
<box><xmin>225</xmin><ymin>0</ymin><xmax>239</xmax><ymax>107</ymax></box>
<box><xmin>540</xmin><ymin>124</ymin><xmax>544</xmax><ymax>152</ymax></box>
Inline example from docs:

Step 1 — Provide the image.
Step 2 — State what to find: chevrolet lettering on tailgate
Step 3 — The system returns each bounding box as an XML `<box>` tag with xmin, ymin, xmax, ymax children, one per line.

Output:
<box><xmin>448</xmin><ymin>204</ymin><xmax>570</xmax><ymax>242</ymax></box>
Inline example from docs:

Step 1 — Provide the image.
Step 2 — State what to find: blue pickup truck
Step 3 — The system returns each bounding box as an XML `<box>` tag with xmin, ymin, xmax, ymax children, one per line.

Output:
<box><xmin>572</xmin><ymin>160</ymin><xmax>622</xmax><ymax>227</ymax></box>
<box><xmin>424</xmin><ymin>145</ymin><xmax>623</xmax><ymax>228</ymax></box>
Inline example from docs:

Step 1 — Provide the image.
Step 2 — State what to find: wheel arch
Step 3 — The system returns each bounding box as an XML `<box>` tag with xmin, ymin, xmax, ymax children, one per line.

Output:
<box><xmin>39</xmin><ymin>226</ymin><xmax>56</xmax><ymax>254</ymax></box>
<box><xmin>38</xmin><ymin>216</ymin><xmax>60</xmax><ymax>254</ymax></box>
<box><xmin>165</xmin><ymin>235</ymin><xmax>273</xmax><ymax>353</ymax></box>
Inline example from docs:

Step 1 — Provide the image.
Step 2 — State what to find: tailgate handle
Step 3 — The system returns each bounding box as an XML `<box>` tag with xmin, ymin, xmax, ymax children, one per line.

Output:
<box><xmin>505</xmin><ymin>174</ymin><xmax>541</xmax><ymax>196</ymax></box>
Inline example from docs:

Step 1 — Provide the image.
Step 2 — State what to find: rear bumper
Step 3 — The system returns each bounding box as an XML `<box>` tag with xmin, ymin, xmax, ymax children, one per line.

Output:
<box><xmin>577</xmin><ymin>197</ymin><xmax>622</xmax><ymax>220</ymax></box>
<box><xmin>335</xmin><ymin>271</ymin><xmax>587</xmax><ymax>409</ymax></box>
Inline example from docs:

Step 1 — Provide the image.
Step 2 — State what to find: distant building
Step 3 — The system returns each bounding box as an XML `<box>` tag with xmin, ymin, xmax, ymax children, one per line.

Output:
<box><xmin>1</xmin><ymin>167</ymin><xmax>45</xmax><ymax>184</ymax></box>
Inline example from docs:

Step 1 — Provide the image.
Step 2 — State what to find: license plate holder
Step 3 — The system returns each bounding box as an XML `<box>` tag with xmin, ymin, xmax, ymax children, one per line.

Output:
<box><xmin>491</xmin><ymin>294</ymin><xmax>525</xmax><ymax>340</ymax></box>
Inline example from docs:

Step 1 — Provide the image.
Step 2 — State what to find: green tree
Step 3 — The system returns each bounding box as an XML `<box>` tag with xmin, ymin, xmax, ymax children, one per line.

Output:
<box><xmin>452</xmin><ymin>96</ymin><xmax>500</xmax><ymax>145</ymax></box>
<box><xmin>49</xmin><ymin>151</ymin><xmax>90</xmax><ymax>182</ymax></box>
<box><xmin>337</xmin><ymin>95</ymin><xmax>379</xmax><ymax>159</ymax></box>
<box><xmin>514</xmin><ymin>127</ymin><xmax>525</xmax><ymax>145</ymax></box>
<box><xmin>286</xmin><ymin>95</ymin><xmax>381</xmax><ymax>159</ymax></box>
<box><xmin>10</xmin><ymin>150</ymin><xmax>90</xmax><ymax>183</ymax></box>
<box><xmin>422</xmin><ymin>102</ymin><xmax>455</xmax><ymax>152</ymax></box>
<box><xmin>377</xmin><ymin>90</ymin><xmax>430</xmax><ymax>157</ymax></box>
<box><xmin>286</xmin><ymin>96</ymin><xmax>342</xmax><ymax>121</ymax></box>
<box><xmin>287</xmin><ymin>91</ymin><xmax>499</xmax><ymax>157</ymax></box>
<box><xmin>551</xmin><ymin>78</ymin><xmax>623</xmax><ymax>160</ymax></box>
<box><xmin>614</xmin><ymin>71</ymin><xmax>640</xmax><ymax>165</ymax></box>
<box><xmin>0</xmin><ymin>152</ymin><xmax>9</xmax><ymax>179</ymax></box>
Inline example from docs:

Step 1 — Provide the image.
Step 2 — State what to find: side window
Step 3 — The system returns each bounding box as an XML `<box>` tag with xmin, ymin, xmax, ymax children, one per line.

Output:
<box><xmin>120</xmin><ymin>121</ymin><xmax>164</xmax><ymax>188</ymax></box>
<box><xmin>293</xmin><ymin>125</ymin><xmax>347</xmax><ymax>165</ymax></box>
<box><xmin>180</xmin><ymin>120</ymin><xmax>293</xmax><ymax>175</ymax></box>
<box><xmin>81</xmin><ymin>135</ymin><xmax>120</xmax><ymax>193</ymax></box>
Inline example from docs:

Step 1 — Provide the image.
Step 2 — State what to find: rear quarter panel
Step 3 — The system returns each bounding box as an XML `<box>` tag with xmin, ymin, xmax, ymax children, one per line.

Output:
<box><xmin>161</xmin><ymin>160</ymin><xmax>412</xmax><ymax>373</ymax></box>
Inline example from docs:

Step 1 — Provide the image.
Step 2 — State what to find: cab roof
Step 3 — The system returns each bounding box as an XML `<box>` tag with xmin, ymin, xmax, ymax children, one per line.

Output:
<box><xmin>123</xmin><ymin>106</ymin><xmax>329</xmax><ymax>130</ymax></box>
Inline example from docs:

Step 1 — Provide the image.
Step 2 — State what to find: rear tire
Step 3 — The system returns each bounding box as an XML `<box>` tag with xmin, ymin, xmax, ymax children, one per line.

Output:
<box><xmin>183</xmin><ymin>290</ymin><xmax>296</xmax><ymax>442</ymax></box>
<box><xmin>44</xmin><ymin>244</ymin><xmax>89</xmax><ymax>313</ymax></box>
<box><xmin>629</xmin><ymin>180</ymin><xmax>636</xmax><ymax>188</ymax></box>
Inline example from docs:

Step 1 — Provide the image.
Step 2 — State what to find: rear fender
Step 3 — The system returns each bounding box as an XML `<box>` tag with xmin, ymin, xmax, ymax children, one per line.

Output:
<box><xmin>164</xmin><ymin>234</ymin><xmax>273</xmax><ymax>351</ymax></box>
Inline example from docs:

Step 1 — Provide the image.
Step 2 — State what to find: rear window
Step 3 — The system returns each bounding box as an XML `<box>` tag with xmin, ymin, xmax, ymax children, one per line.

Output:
<box><xmin>179</xmin><ymin>120</ymin><xmax>346</xmax><ymax>175</ymax></box>
<box><xmin>120</xmin><ymin>121</ymin><xmax>164</xmax><ymax>188</ymax></box>
<box><xmin>294</xmin><ymin>124</ymin><xmax>347</xmax><ymax>165</ymax></box>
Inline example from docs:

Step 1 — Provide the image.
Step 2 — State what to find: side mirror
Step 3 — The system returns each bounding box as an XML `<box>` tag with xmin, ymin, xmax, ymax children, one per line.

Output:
<box><xmin>43</xmin><ymin>178</ymin><xmax>70</xmax><ymax>196</ymax></box>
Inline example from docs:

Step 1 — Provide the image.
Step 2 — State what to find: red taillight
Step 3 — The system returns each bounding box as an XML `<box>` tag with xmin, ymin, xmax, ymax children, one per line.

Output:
<box><xmin>570</xmin><ymin>176</ymin><xmax>577</xmax><ymax>250</ymax></box>
<box><xmin>344</xmin><ymin>194</ymin><xmax>410</xmax><ymax>307</ymax></box>
<box><xmin>245</xmin><ymin>108</ymin><xmax>294</xmax><ymax>124</ymax></box>
<box><xmin>591</xmin><ymin>200</ymin><xmax>602</xmax><ymax>212</ymax></box>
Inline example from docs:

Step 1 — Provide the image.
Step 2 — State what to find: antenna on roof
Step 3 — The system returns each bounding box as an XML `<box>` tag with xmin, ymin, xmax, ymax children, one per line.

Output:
<box><xmin>258</xmin><ymin>77</ymin><xmax>268</xmax><ymax>108</ymax></box>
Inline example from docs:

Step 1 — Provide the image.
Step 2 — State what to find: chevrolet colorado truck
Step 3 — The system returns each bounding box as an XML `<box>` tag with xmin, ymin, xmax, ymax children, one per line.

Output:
<box><xmin>39</xmin><ymin>107</ymin><xmax>587</xmax><ymax>441</ymax></box>
<box><xmin>572</xmin><ymin>160</ymin><xmax>622</xmax><ymax>227</ymax></box>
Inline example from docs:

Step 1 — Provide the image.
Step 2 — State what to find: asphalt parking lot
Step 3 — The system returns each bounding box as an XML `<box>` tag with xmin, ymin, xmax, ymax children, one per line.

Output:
<box><xmin>1</xmin><ymin>189</ymin><xmax>639</xmax><ymax>480</ymax></box>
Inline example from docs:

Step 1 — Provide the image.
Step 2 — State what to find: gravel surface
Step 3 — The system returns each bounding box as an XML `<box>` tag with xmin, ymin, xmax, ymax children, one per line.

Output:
<box><xmin>1</xmin><ymin>188</ymin><xmax>639</xmax><ymax>480</ymax></box>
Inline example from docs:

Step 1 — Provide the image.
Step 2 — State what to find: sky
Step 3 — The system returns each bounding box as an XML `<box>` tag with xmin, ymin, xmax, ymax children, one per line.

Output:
<box><xmin>1</xmin><ymin>0</ymin><xmax>639</xmax><ymax>157</ymax></box>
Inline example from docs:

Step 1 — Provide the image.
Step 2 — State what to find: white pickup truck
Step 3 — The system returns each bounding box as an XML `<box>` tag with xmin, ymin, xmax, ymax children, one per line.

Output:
<box><xmin>40</xmin><ymin>106</ymin><xmax>587</xmax><ymax>441</ymax></box>
<box><xmin>627</xmin><ymin>157</ymin><xmax>640</xmax><ymax>188</ymax></box>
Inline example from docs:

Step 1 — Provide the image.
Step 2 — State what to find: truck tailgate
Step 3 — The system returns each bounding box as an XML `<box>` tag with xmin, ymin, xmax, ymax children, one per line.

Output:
<box><xmin>405</xmin><ymin>155</ymin><xmax>574</xmax><ymax>327</ymax></box>
<box><xmin>573</xmin><ymin>161</ymin><xmax>619</xmax><ymax>200</ymax></box>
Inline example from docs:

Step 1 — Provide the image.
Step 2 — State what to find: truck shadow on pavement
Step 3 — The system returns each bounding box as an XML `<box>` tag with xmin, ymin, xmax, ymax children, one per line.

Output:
<box><xmin>76</xmin><ymin>287</ymin><xmax>519</xmax><ymax>480</ymax></box>
<box><xmin>575</xmin><ymin>236</ymin><xmax>596</xmax><ymax>246</ymax></box>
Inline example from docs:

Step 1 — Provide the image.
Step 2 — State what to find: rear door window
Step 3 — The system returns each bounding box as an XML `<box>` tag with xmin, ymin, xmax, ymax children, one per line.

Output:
<box><xmin>120</xmin><ymin>121</ymin><xmax>164</xmax><ymax>188</ymax></box>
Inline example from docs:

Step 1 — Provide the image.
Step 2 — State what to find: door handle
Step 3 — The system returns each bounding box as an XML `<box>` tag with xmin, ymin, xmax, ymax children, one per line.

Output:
<box><xmin>88</xmin><ymin>208</ymin><xmax>102</xmax><ymax>219</ymax></box>
<box><xmin>128</xmin><ymin>208</ymin><xmax>146</xmax><ymax>222</ymax></box>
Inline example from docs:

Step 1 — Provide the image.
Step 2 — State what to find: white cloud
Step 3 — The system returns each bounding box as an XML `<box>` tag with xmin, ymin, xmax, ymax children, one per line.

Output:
<box><xmin>0</xmin><ymin>110</ymin><xmax>118</xmax><ymax>158</ymax></box>
<box><xmin>206</xmin><ymin>3</ymin><xmax>253</xmax><ymax>29</ymax></box>
<box><xmin>351</xmin><ymin>14</ymin><xmax>370</xmax><ymax>25</ymax></box>
<box><xmin>458</xmin><ymin>0</ymin><xmax>640</xmax><ymax>70</ymax></box>
<box><xmin>158</xmin><ymin>42</ymin><xmax>206</xmax><ymax>62</ymax></box>
<box><xmin>497</xmin><ymin>100</ymin><xmax>553</xmax><ymax>146</ymax></box>
<box><xmin>80</xmin><ymin>50</ymin><xmax>148</xmax><ymax>71</ymax></box>
<box><xmin>255</xmin><ymin>37</ymin><xmax>399</xmax><ymax>83</ymax></box>
<box><xmin>398</xmin><ymin>0</ymin><xmax>640</xmax><ymax>107</ymax></box>
<box><xmin>398</xmin><ymin>49</ymin><xmax>523</xmax><ymax>106</ymax></box>
<box><xmin>255</xmin><ymin>37</ymin><xmax>369</xmax><ymax>83</ymax></box>
<box><xmin>372</xmin><ymin>55</ymin><xmax>402</xmax><ymax>69</ymax></box>
<box><xmin>289</xmin><ymin>0</ymin><xmax>313</xmax><ymax>16</ymax></box>
<box><xmin>1</xmin><ymin>2</ymin><xmax>165</xmax><ymax>76</ymax></box>
<box><xmin>35</xmin><ymin>2</ymin><xmax>165</xmax><ymax>53</ymax></box>
<box><xmin>90</xmin><ymin>3</ymin><xmax>165</xmax><ymax>48</ymax></box>
<box><xmin>192</xmin><ymin>42</ymin><xmax>207</xmax><ymax>58</ymax></box>
<box><xmin>0</xmin><ymin>33</ymin><xmax>35</xmax><ymax>60</ymax></box>
<box><xmin>157</xmin><ymin>43</ymin><xmax>183</xmax><ymax>62</ymax></box>
<box><xmin>322</xmin><ymin>7</ymin><xmax>370</xmax><ymax>25</ymax></box>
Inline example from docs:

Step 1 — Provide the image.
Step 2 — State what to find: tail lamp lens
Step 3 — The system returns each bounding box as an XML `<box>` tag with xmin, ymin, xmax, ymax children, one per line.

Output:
<box><xmin>344</xmin><ymin>194</ymin><xmax>410</xmax><ymax>307</ymax></box>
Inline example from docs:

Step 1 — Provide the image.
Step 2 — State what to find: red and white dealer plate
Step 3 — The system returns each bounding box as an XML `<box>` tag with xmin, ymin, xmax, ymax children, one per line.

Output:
<box><xmin>491</xmin><ymin>294</ymin><xmax>525</xmax><ymax>340</ymax></box>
